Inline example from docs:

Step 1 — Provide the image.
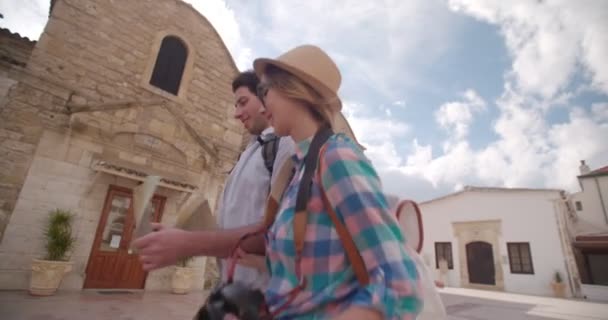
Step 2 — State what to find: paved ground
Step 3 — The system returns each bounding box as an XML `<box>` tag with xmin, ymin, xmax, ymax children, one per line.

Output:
<box><xmin>441</xmin><ymin>288</ymin><xmax>608</xmax><ymax>320</ymax></box>
<box><xmin>1</xmin><ymin>287</ymin><xmax>607</xmax><ymax>319</ymax></box>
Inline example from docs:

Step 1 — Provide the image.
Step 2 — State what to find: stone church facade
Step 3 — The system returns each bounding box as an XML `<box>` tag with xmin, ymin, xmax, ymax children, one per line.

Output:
<box><xmin>0</xmin><ymin>0</ymin><xmax>246</xmax><ymax>291</ymax></box>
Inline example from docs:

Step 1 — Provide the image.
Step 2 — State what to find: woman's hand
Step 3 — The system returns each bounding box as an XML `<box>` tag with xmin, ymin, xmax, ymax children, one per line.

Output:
<box><xmin>234</xmin><ymin>247</ymin><xmax>267</xmax><ymax>273</ymax></box>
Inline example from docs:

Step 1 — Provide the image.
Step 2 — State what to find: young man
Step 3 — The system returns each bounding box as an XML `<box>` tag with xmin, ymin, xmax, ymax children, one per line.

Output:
<box><xmin>133</xmin><ymin>71</ymin><xmax>294</xmax><ymax>289</ymax></box>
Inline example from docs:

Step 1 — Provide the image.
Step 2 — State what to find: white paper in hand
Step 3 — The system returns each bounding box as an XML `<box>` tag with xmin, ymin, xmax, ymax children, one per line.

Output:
<box><xmin>131</xmin><ymin>175</ymin><xmax>161</xmax><ymax>249</ymax></box>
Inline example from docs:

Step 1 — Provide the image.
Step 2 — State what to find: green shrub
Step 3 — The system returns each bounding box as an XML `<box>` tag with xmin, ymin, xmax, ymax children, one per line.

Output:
<box><xmin>44</xmin><ymin>209</ymin><xmax>75</xmax><ymax>261</ymax></box>
<box><xmin>554</xmin><ymin>271</ymin><xmax>563</xmax><ymax>283</ymax></box>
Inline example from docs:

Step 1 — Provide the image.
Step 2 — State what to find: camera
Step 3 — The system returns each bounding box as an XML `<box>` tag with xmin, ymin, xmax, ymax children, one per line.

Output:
<box><xmin>195</xmin><ymin>282</ymin><xmax>270</xmax><ymax>320</ymax></box>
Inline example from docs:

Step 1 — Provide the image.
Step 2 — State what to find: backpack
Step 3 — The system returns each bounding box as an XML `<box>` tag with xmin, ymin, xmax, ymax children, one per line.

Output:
<box><xmin>258</xmin><ymin>133</ymin><xmax>280</xmax><ymax>176</ymax></box>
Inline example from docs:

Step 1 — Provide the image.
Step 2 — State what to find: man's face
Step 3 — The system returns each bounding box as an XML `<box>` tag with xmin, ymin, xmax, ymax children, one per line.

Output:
<box><xmin>233</xmin><ymin>86</ymin><xmax>269</xmax><ymax>135</ymax></box>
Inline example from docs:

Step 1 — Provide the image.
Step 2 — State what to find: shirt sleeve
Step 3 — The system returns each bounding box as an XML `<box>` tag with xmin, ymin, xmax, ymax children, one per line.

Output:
<box><xmin>319</xmin><ymin>136</ymin><xmax>422</xmax><ymax>319</ymax></box>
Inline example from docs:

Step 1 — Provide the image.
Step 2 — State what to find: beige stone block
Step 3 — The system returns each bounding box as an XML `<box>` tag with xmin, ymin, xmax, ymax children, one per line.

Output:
<box><xmin>36</xmin><ymin>134</ymin><xmax>68</xmax><ymax>159</ymax></box>
<box><xmin>3</xmin><ymin>140</ymin><xmax>35</xmax><ymax>154</ymax></box>
<box><xmin>1</xmin><ymin>231</ymin><xmax>43</xmax><ymax>254</ymax></box>
<box><xmin>66</xmin><ymin>146</ymin><xmax>84</xmax><ymax>164</ymax></box>
<box><xmin>149</xmin><ymin>119</ymin><xmax>175</xmax><ymax>138</ymax></box>
<box><xmin>0</xmin><ymin>270</ymin><xmax>28</xmax><ymax>290</ymax></box>
<box><xmin>20</xmin><ymin>174</ymin><xmax>48</xmax><ymax>194</ymax></box>
<box><xmin>17</xmin><ymin>184</ymin><xmax>53</xmax><ymax>204</ymax></box>
<box><xmin>114</xmin><ymin>109</ymin><xmax>127</xmax><ymax>119</ymax></box>
<box><xmin>113</xmin><ymin>122</ymin><xmax>138</xmax><ymax>133</ymax></box>
<box><xmin>125</xmin><ymin>109</ymin><xmax>137</xmax><ymax>121</ymax></box>
<box><xmin>79</xmin><ymin>150</ymin><xmax>93</xmax><ymax>167</ymax></box>
<box><xmin>0</xmin><ymin>129</ymin><xmax>23</xmax><ymax>140</ymax></box>
<box><xmin>118</xmin><ymin>151</ymin><xmax>147</xmax><ymax>165</ymax></box>
<box><xmin>0</xmin><ymin>252</ymin><xmax>36</xmax><ymax>270</ymax></box>
<box><xmin>223</xmin><ymin>130</ymin><xmax>242</xmax><ymax>147</ymax></box>
<box><xmin>71</xmin><ymin>138</ymin><xmax>103</xmax><ymax>154</ymax></box>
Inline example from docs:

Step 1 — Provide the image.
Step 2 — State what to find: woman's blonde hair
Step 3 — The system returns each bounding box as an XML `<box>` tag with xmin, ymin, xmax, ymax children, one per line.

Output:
<box><xmin>264</xmin><ymin>65</ymin><xmax>333</xmax><ymax>126</ymax></box>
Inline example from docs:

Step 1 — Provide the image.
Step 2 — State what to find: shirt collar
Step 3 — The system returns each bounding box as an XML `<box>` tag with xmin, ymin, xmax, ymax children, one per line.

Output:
<box><xmin>293</xmin><ymin>135</ymin><xmax>313</xmax><ymax>164</ymax></box>
<box><xmin>260</xmin><ymin>126</ymin><xmax>275</xmax><ymax>139</ymax></box>
<box><xmin>250</xmin><ymin>126</ymin><xmax>275</xmax><ymax>144</ymax></box>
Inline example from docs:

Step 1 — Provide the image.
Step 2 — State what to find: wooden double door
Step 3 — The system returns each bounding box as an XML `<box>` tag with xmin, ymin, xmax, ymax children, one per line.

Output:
<box><xmin>84</xmin><ymin>185</ymin><xmax>165</xmax><ymax>289</ymax></box>
<box><xmin>466</xmin><ymin>241</ymin><xmax>496</xmax><ymax>286</ymax></box>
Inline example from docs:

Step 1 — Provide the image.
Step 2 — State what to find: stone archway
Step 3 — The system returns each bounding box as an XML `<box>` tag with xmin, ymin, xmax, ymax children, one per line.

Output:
<box><xmin>453</xmin><ymin>220</ymin><xmax>504</xmax><ymax>290</ymax></box>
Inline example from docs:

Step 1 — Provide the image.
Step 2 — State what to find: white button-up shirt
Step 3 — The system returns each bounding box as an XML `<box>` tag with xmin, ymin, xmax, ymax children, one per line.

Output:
<box><xmin>217</xmin><ymin>127</ymin><xmax>294</xmax><ymax>289</ymax></box>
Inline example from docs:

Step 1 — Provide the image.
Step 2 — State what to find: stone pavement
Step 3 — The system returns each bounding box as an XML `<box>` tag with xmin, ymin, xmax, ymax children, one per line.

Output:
<box><xmin>1</xmin><ymin>288</ymin><xmax>607</xmax><ymax>319</ymax></box>
<box><xmin>440</xmin><ymin>287</ymin><xmax>608</xmax><ymax>320</ymax></box>
<box><xmin>0</xmin><ymin>289</ymin><xmax>207</xmax><ymax>320</ymax></box>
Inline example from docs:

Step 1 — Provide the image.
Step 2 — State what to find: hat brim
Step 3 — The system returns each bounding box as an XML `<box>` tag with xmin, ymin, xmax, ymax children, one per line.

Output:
<box><xmin>254</xmin><ymin>58</ymin><xmax>342</xmax><ymax>112</ymax></box>
<box><xmin>332</xmin><ymin>110</ymin><xmax>365</xmax><ymax>151</ymax></box>
<box><xmin>254</xmin><ymin>57</ymin><xmax>365</xmax><ymax>150</ymax></box>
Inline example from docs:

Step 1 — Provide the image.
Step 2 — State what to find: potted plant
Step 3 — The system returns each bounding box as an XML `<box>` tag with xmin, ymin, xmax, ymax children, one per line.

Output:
<box><xmin>171</xmin><ymin>256</ymin><xmax>195</xmax><ymax>294</ymax></box>
<box><xmin>551</xmin><ymin>271</ymin><xmax>566</xmax><ymax>298</ymax></box>
<box><xmin>29</xmin><ymin>209</ymin><xmax>76</xmax><ymax>296</ymax></box>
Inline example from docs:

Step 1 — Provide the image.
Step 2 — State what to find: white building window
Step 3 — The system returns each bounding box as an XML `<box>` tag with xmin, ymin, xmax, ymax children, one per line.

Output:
<box><xmin>584</xmin><ymin>252</ymin><xmax>608</xmax><ymax>285</ymax></box>
<box><xmin>435</xmin><ymin>242</ymin><xmax>453</xmax><ymax>269</ymax></box>
<box><xmin>508</xmin><ymin>242</ymin><xmax>534</xmax><ymax>274</ymax></box>
<box><xmin>575</xmin><ymin>201</ymin><xmax>583</xmax><ymax>211</ymax></box>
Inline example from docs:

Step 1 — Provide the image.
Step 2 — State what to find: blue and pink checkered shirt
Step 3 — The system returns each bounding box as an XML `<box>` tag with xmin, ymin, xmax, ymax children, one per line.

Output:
<box><xmin>264</xmin><ymin>133</ymin><xmax>422</xmax><ymax>319</ymax></box>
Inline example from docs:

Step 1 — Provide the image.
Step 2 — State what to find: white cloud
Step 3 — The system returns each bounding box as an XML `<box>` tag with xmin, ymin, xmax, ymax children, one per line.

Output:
<box><xmin>449</xmin><ymin>0</ymin><xmax>608</xmax><ymax>97</ymax></box>
<box><xmin>393</xmin><ymin>100</ymin><xmax>406</xmax><ymax>108</ymax></box>
<box><xmin>356</xmin><ymin>84</ymin><xmax>608</xmax><ymax>201</ymax></box>
<box><xmin>343</xmin><ymin>101</ymin><xmax>410</xmax><ymax>146</ymax></box>
<box><xmin>227</xmin><ymin>0</ymin><xmax>460</xmax><ymax>100</ymax></box>
<box><xmin>435</xmin><ymin>89</ymin><xmax>486</xmax><ymax>140</ymax></box>
<box><xmin>0</xmin><ymin>0</ymin><xmax>48</xmax><ymax>40</ymax></box>
<box><xmin>184</xmin><ymin>0</ymin><xmax>252</xmax><ymax>70</ymax></box>
<box><xmin>547</xmin><ymin>106</ymin><xmax>608</xmax><ymax>188</ymax></box>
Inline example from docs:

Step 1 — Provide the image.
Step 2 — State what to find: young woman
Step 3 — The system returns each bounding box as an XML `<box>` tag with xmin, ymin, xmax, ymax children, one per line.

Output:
<box><xmin>247</xmin><ymin>45</ymin><xmax>423</xmax><ymax>320</ymax></box>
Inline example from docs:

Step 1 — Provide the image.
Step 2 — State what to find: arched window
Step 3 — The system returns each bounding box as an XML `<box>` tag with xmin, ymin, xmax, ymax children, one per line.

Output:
<box><xmin>149</xmin><ymin>36</ymin><xmax>187</xmax><ymax>95</ymax></box>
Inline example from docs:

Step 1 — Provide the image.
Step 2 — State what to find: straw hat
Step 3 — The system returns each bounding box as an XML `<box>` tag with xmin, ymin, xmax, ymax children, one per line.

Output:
<box><xmin>253</xmin><ymin>45</ymin><xmax>364</xmax><ymax>150</ymax></box>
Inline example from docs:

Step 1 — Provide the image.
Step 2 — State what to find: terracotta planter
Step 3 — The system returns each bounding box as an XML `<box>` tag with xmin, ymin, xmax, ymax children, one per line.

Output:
<box><xmin>29</xmin><ymin>259</ymin><xmax>73</xmax><ymax>296</ymax></box>
<box><xmin>551</xmin><ymin>282</ymin><xmax>566</xmax><ymax>298</ymax></box>
<box><xmin>171</xmin><ymin>266</ymin><xmax>196</xmax><ymax>294</ymax></box>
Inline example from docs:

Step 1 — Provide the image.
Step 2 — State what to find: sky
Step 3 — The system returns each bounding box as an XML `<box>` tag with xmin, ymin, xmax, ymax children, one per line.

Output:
<box><xmin>1</xmin><ymin>0</ymin><xmax>607</xmax><ymax>202</ymax></box>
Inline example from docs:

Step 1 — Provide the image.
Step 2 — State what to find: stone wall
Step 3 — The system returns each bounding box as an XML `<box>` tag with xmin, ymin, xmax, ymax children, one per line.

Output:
<box><xmin>0</xmin><ymin>0</ymin><xmax>244</xmax><ymax>242</ymax></box>
<box><xmin>0</xmin><ymin>29</ymin><xmax>37</xmax><ymax>236</ymax></box>
<box><xmin>0</xmin><ymin>0</ymin><xmax>245</xmax><ymax>291</ymax></box>
<box><xmin>0</xmin><ymin>27</ymin><xmax>35</xmax><ymax>70</ymax></box>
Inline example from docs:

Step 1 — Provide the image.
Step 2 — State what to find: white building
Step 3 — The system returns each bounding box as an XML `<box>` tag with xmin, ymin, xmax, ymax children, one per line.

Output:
<box><xmin>419</xmin><ymin>186</ymin><xmax>580</xmax><ymax>298</ymax></box>
<box><xmin>570</xmin><ymin>161</ymin><xmax>608</xmax><ymax>302</ymax></box>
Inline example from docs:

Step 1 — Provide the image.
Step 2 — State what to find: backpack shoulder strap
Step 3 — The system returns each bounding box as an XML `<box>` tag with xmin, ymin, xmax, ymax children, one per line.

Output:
<box><xmin>261</xmin><ymin>134</ymin><xmax>280</xmax><ymax>176</ymax></box>
<box><xmin>263</xmin><ymin>158</ymin><xmax>295</xmax><ymax>228</ymax></box>
<box><xmin>293</xmin><ymin>128</ymin><xmax>370</xmax><ymax>286</ymax></box>
<box><xmin>314</xmin><ymin>144</ymin><xmax>370</xmax><ymax>286</ymax></box>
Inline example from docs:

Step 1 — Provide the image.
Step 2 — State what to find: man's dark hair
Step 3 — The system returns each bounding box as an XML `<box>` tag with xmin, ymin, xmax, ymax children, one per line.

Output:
<box><xmin>232</xmin><ymin>70</ymin><xmax>260</xmax><ymax>94</ymax></box>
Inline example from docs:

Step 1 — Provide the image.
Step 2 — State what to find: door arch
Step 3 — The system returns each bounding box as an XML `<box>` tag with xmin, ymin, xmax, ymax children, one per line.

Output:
<box><xmin>466</xmin><ymin>241</ymin><xmax>495</xmax><ymax>285</ymax></box>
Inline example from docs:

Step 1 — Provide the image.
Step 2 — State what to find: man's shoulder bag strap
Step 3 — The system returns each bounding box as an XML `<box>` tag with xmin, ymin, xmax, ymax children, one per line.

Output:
<box><xmin>260</xmin><ymin>134</ymin><xmax>280</xmax><ymax>176</ymax></box>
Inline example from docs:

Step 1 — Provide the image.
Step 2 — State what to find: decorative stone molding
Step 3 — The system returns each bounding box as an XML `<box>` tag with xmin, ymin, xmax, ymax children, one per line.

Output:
<box><xmin>453</xmin><ymin>220</ymin><xmax>505</xmax><ymax>291</ymax></box>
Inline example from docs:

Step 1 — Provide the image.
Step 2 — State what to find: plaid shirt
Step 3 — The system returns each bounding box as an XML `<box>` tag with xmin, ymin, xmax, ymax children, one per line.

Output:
<box><xmin>265</xmin><ymin>133</ymin><xmax>422</xmax><ymax>319</ymax></box>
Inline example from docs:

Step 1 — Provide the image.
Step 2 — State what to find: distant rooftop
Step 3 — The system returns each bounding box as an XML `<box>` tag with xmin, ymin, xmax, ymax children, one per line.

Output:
<box><xmin>579</xmin><ymin>165</ymin><xmax>608</xmax><ymax>179</ymax></box>
<box><xmin>420</xmin><ymin>185</ymin><xmax>564</xmax><ymax>205</ymax></box>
